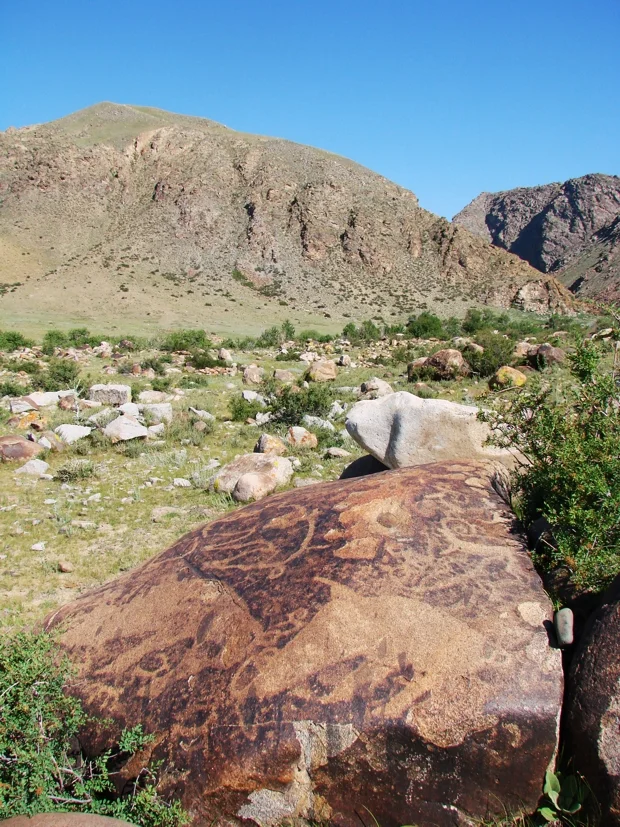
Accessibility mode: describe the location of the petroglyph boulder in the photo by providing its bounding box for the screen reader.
[46,461,562,826]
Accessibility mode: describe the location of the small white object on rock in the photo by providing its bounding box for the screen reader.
[554,608,574,647]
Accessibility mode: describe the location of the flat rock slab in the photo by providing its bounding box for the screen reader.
[346,391,511,469]
[47,461,562,827]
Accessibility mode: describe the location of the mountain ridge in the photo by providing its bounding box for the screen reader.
[0,103,573,335]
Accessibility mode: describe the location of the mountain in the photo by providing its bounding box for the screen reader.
[0,103,572,335]
[453,174,620,302]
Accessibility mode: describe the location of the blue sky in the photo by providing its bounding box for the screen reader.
[2,0,619,218]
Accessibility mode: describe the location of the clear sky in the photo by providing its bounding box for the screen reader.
[2,0,619,218]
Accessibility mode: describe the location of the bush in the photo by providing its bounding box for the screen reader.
[0,630,188,825]
[466,332,515,378]
[0,379,31,397]
[141,354,172,375]
[269,384,334,426]
[0,330,33,352]
[152,376,173,392]
[55,459,96,482]
[160,329,210,352]
[41,358,81,391]
[406,312,447,339]
[230,394,264,421]
[41,330,69,355]
[188,350,225,370]
[480,341,620,592]
[255,326,282,348]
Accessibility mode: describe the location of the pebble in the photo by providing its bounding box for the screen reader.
[554,608,574,647]
[31,542,46,551]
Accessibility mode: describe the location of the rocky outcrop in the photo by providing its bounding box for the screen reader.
[0,103,572,331]
[567,575,620,824]
[46,462,562,826]
[454,174,620,300]
[345,391,511,469]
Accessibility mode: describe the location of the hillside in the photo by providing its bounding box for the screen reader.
[453,173,620,301]
[0,103,572,335]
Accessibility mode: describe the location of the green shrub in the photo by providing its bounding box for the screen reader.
[41,358,81,390]
[0,330,33,352]
[0,379,31,397]
[41,330,69,355]
[188,350,225,370]
[406,312,447,339]
[297,330,333,344]
[0,630,188,825]
[255,326,282,348]
[160,329,210,352]
[230,394,264,421]
[66,327,100,348]
[152,376,173,392]
[179,374,210,388]
[269,384,334,426]
[55,459,96,482]
[480,341,620,592]
[141,354,172,375]
[466,332,515,378]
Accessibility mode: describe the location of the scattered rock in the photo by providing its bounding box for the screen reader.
[173,478,192,488]
[489,366,528,389]
[242,390,266,406]
[346,391,510,469]
[338,353,352,367]
[243,365,265,385]
[0,435,45,461]
[58,561,74,573]
[189,407,215,422]
[58,395,78,411]
[299,351,318,362]
[118,402,141,417]
[302,414,335,431]
[25,391,61,407]
[218,347,233,363]
[31,542,46,551]
[55,424,93,445]
[212,454,293,495]
[306,359,337,382]
[87,408,120,428]
[37,431,65,452]
[360,377,394,398]
[103,415,148,443]
[287,426,318,449]
[9,399,35,414]
[254,433,287,456]
[88,384,132,406]
[15,458,50,477]
[325,447,351,458]
[233,471,278,502]
[255,411,272,426]
[48,461,562,826]
[138,390,169,403]
[329,401,346,419]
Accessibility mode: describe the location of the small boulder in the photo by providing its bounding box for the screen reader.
[189,407,215,422]
[287,426,318,449]
[38,431,65,452]
[360,377,394,399]
[55,424,92,445]
[24,391,60,407]
[426,348,471,379]
[325,447,351,458]
[140,403,173,424]
[88,384,132,406]
[338,353,352,367]
[118,402,141,417]
[243,365,265,385]
[407,357,429,380]
[254,433,287,456]
[233,471,279,502]
[15,458,50,477]
[138,390,169,403]
[218,348,233,363]
[529,343,567,368]
[306,360,337,382]
[273,369,296,383]
[489,366,528,389]
[212,454,293,495]
[302,414,335,431]
[103,415,148,443]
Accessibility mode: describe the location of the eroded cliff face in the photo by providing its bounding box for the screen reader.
[454,174,620,300]
[0,103,571,333]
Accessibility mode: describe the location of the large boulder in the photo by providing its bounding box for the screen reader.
[345,391,510,469]
[103,414,148,443]
[566,575,620,824]
[0,435,44,461]
[528,343,567,368]
[243,365,265,385]
[46,461,562,827]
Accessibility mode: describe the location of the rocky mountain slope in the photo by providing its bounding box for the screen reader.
[453,174,620,301]
[0,103,571,335]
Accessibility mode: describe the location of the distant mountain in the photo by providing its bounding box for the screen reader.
[0,103,572,335]
[453,174,620,301]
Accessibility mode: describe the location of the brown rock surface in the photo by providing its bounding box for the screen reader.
[46,461,562,827]
[0,817,135,827]
[305,360,337,382]
[426,348,470,379]
[0,434,44,461]
[567,575,620,825]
